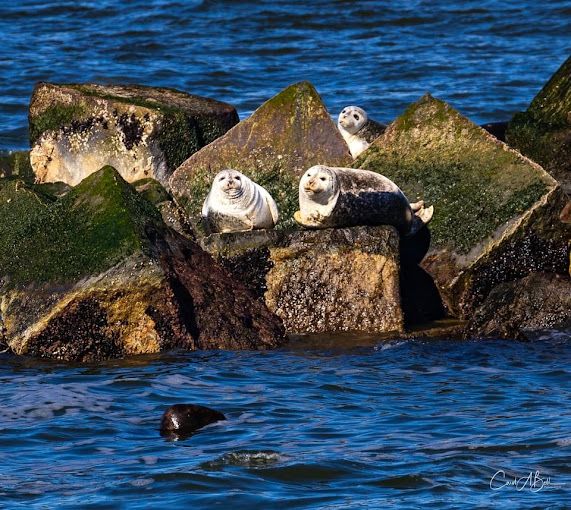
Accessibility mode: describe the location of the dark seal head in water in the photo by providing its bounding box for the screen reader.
[295,165,433,236]
[160,404,226,440]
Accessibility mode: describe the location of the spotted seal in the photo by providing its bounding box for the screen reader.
[202,169,279,233]
[294,165,433,236]
[337,106,386,158]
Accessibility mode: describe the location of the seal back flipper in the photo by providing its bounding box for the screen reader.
[410,200,425,213]
[407,205,434,237]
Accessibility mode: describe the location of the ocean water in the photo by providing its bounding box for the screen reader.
[0,1,570,508]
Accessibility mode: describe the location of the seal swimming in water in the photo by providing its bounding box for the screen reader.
[202,169,279,233]
[294,165,433,236]
[160,404,226,440]
[337,106,386,158]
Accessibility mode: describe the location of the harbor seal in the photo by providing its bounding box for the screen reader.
[337,106,386,158]
[160,404,226,440]
[294,165,433,236]
[202,169,279,233]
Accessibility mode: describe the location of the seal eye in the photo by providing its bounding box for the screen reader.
[235,176,241,180]
[354,114,359,120]
[219,177,225,181]
[320,177,326,181]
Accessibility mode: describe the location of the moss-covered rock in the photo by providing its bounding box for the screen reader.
[169,81,352,233]
[29,82,239,188]
[465,273,571,339]
[506,55,571,193]
[0,150,35,181]
[354,94,570,316]
[200,226,403,336]
[0,167,285,361]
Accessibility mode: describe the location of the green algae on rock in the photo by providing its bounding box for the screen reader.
[29,82,239,188]
[200,226,403,336]
[168,81,352,234]
[506,54,571,193]
[0,150,34,181]
[354,94,569,316]
[0,167,285,361]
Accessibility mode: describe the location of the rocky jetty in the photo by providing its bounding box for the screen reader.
[201,226,403,335]
[29,83,239,187]
[354,94,571,317]
[169,81,351,233]
[0,167,285,361]
[506,55,571,194]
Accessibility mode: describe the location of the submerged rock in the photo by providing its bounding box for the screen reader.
[160,404,226,439]
[0,150,34,181]
[506,54,571,193]
[169,81,351,233]
[354,94,570,317]
[201,226,403,336]
[466,273,571,339]
[29,83,239,188]
[0,166,285,361]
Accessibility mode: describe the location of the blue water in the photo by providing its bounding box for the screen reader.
[1,1,571,508]
[1,334,570,508]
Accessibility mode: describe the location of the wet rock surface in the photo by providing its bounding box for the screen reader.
[354,94,570,317]
[169,81,351,233]
[506,54,571,194]
[0,150,34,181]
[0,166,285,361]
[466,273,571,339]
[28,82,239,188]
[201,226,403,336]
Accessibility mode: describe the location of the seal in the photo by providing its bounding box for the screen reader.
[294,165,433,236]
[160,404,226,440]
[337,106,386,158]
[202,169,279,233]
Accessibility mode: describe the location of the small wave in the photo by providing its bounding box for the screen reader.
[201,450,283,469]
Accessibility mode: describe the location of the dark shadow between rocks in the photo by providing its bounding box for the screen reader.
[399,226,447,328]
[480,121,508,142]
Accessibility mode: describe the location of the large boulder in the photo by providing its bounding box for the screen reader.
[0,167,285,361]
[29,83,239,188]
[0,150,34,181]
[506,55,571,193]
[354,94,571,317]
[200,226,403,336]
[169,81,352,233]
[465,273,571,339]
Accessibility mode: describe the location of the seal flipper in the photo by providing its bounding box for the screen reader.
[407,205,434,237]
[410,200,425,213]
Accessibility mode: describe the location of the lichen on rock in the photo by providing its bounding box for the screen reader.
[169,81,352,233]
[0,166,285,361]
[506,54,571,193]
[29,82,239,188]
[354,94,570,316]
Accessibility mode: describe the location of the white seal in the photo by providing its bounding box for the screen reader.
[295,165,433,236]
[202,169,279,233]
[337,106,386,158]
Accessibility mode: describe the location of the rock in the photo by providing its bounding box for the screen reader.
[200,226,403,336]
[354,94,571,317]
[506,55,571,193]
[0,150,34,181]
[160,404,226,439]
[169,81,352,233]
[132,178,192,237]
[29,82,239,188]
[466,273,571,339]
[0,166,285,361]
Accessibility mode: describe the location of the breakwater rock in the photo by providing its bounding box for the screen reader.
[29,83,238,188]
[0,167,285,361]
[506,54,571,194]
[169,81,351,233]
[200,226,403,336]
[354,93,570,318]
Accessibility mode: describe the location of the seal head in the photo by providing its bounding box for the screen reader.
[337,106,386,158]
[202,169,279,233]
